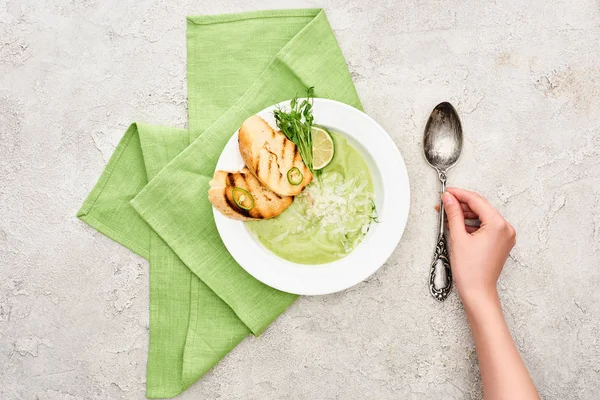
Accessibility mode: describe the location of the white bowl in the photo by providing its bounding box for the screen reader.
[213,98,410,295]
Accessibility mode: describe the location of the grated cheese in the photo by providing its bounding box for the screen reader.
[294,171,375,254]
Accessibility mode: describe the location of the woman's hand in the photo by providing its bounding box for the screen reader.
[441,187,516,304]
[440,187,539,400]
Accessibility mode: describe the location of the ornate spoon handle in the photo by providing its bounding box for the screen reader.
[429,231,452,301]
[429,176,452,301]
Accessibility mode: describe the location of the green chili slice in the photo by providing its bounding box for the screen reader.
[287,167,303,185]
[232,187,254,210]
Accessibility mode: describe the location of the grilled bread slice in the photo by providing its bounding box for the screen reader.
[238,115,313,196]
[208,168,293,221]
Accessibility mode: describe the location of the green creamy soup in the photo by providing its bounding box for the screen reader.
[247,132,375,265]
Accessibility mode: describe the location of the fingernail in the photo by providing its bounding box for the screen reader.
[442,192,455,205]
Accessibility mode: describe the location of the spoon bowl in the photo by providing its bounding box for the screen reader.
[423,102,463,173]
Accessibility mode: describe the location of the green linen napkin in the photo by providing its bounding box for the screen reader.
[77,9,361,398]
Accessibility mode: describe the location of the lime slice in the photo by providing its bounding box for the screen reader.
[312,126,335,170]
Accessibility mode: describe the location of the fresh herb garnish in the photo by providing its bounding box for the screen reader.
[370,200,380,223]
[274,87,315,172]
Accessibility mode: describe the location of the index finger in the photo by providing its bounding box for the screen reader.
[445,187,502,223]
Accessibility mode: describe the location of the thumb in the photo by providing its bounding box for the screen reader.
[442,192,466,236]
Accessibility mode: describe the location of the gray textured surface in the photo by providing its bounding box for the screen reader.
[1,0,599,399]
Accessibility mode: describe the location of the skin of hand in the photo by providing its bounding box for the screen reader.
[441,187,539,400]
[442,187,516,301]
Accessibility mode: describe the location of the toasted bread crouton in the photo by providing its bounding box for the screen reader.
[239,115,312,196]
[208,168,293,221]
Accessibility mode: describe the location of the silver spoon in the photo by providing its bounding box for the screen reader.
[423,102,463,301]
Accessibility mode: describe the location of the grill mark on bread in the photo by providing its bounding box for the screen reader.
[254,151,261,176]
[279,135,286,166]
[287,140,299,177]
[270,155,279,179]
[265,147,283,180]
[241,171,263,218]
[255,156,260,172]
[227,172,236,188]
[239,172,248,188]
[292,143,298,164]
